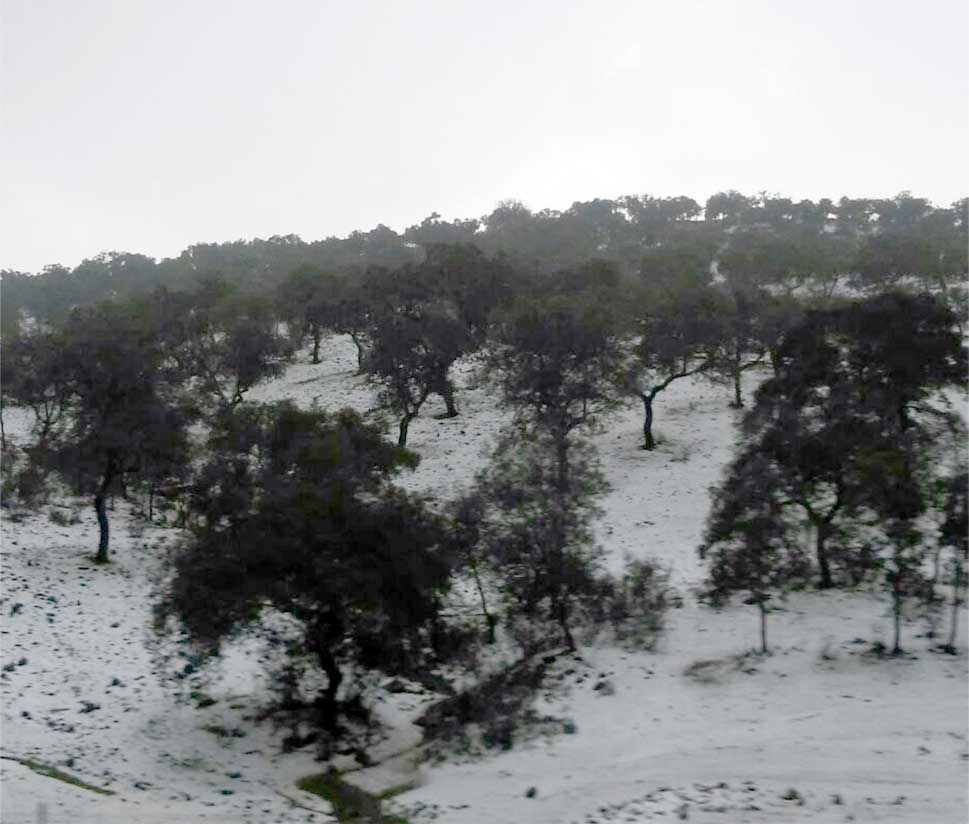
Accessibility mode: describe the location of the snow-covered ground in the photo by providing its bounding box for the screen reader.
[2,335,966,823]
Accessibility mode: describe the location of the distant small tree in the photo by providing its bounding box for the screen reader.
[625,283,725,449]
[156,281,289,412]
[364,308,471,446]
[330,273,375,372]
[161,403,451,732]
[709,285,770,408]
[700,453,811,654]
[277,265,341,363]
[1,329,73,445]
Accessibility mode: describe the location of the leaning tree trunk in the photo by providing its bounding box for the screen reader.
[94,466,115,564]
[640,393,656,450]
[468,557,496,644]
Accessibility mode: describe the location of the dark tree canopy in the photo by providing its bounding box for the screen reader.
[164,403,449,728]
[702,292,967,638]
[487,292,626,450]
[16,298,194,561]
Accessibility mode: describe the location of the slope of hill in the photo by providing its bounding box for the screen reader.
[1,335,966,823]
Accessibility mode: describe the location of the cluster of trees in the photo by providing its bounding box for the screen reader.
[701,293,967,655]
[1,280,289,560]
[3,191,965,330]
[2,190,966,741]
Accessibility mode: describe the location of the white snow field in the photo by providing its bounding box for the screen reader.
[2,334,967,823]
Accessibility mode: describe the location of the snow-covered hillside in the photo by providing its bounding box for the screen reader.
[2,335,967,823]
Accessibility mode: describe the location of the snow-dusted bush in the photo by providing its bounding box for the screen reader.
[596,556,679,650]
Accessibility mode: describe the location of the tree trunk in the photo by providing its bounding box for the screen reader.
[815,523,833,589]
[398,414,412,447]
[350,333,365,373]
[93,464,116,563]
[946,560,962,653]
[316,645,343,731]
[892,577,903,655]
[759,601,768,655]
[311,329,321,364]
[640,393,655,450]
[555,596,575,652]
[442,382,459,418]
[554,437,569,492]
[769,347,781,376]
[469,559,496,644]
[731,365,744,409]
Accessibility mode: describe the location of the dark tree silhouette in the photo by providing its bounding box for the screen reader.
[700,453,812,653]
[21,299,194,562]
[161,403,450,731]
[626,282,725,449]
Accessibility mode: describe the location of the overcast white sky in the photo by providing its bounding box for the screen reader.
[2,0,967,272]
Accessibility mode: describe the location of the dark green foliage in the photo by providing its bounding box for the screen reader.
[154,279,289,411]
[1,329,73,443]
[14,299,194,561]
[626,282,726,448]
[4,192,965,331]
[702,291,967,651]
[412,243,516,340]
[700,453,813,653]
[939,472,968,652]
[597,556,677,650]
[464,430,609,652]
[276,265,343,363]
[162,403,450,731]
[487,294,626,446]
[364,307,472,445]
